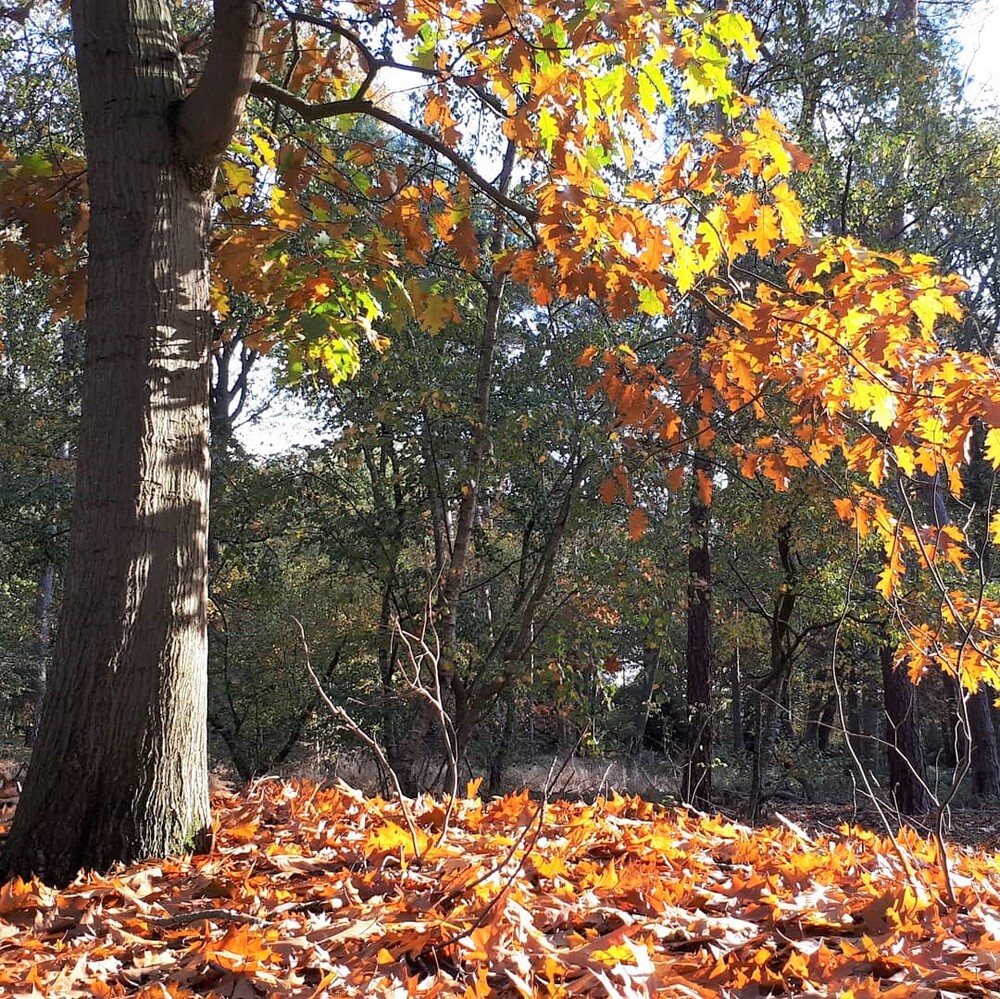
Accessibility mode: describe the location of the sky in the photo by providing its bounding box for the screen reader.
[235,3,1000,457]
[957,0,1000,109]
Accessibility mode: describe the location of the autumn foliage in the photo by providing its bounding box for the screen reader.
[2,0,1000,945]
[4,2,996,698]
[1,779,1000,996]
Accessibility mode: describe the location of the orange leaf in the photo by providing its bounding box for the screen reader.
[628,507,649,540]
[599,477,618,504]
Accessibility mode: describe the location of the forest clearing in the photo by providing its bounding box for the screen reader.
[2,0,1000,993]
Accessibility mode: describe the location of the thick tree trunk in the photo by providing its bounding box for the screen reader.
[2,0,262,885]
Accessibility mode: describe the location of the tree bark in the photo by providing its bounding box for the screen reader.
[729,646,743,754]
[397,147,517,792]
[966,686,1000,799]
[881,643,930,814]
[2,0,262,885]
[748,521,797,817]
[25,561,55,746]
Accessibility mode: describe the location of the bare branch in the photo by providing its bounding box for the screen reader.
[293,617,422,859]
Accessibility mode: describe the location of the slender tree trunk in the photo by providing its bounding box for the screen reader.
[881,644,930,814]
[966,687,1000,798]
[487,681,517,796]
[845,668,864,757]
[26,561,55,746]
[803,666,829,748]
[2,0,262,885]
[748,521,797,817]
[683,447,713,807]
[397,145,528,793]
[905,465,1000,799]
[729,646,743,754]
[960,427,1000,799]
[817,695,836,752]
[633,645,661,752]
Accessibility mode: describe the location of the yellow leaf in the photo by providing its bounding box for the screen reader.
[910,288,946,335]
[250,132,277,169]
[666,217,700,293]
[752,203,781,257]
[989,510,1000,545]
[893,445,916,477]
[418,292,459,334]
[920,417,947,447]
[876,564,895,600]
[868,383,897,430]
[985,427,1000,469]
[770,182,804,245]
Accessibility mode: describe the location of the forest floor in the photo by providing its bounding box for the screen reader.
[2,757,1000,996]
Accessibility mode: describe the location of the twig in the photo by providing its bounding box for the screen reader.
[147,908,267,929]
[292,617,423,861]
[250,77,536,227]
[394,594,459,845]
[830,523,930,902]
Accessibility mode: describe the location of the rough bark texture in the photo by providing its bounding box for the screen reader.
[2,0,262,886]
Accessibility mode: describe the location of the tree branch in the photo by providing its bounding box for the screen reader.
[175,0,266,174]
[280,6,510,118]
[250,77,538,224]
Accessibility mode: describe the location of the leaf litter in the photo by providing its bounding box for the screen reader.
[2,778,1000,996]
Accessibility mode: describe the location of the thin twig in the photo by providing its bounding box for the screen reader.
[147,908,267,929]
[292,616,422,860]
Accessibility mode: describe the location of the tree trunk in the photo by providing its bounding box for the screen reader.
[633,645,661,752]
[729,647,743,755]
[881,644,930,814]
[397,147,515,794]
[26,561,56,747]
[747,521,798,818]
[966,687,1000,799]
[683,448,713,807]
[2,0,262,886]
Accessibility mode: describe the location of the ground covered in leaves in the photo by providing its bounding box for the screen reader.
[3,780,1000,997]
